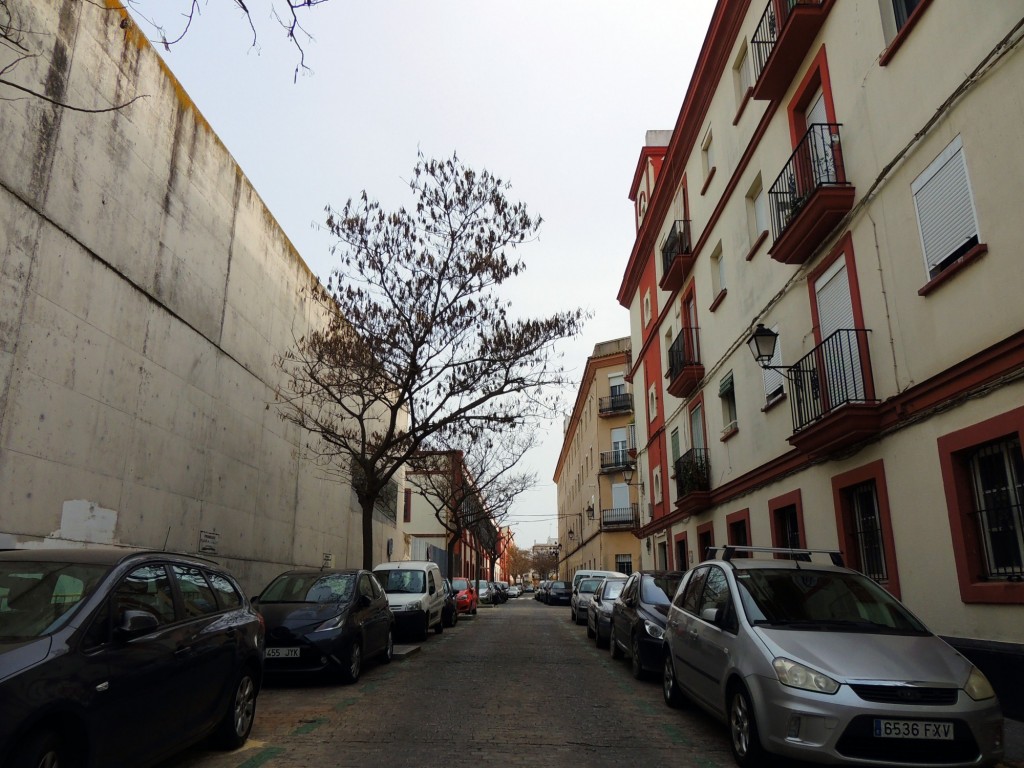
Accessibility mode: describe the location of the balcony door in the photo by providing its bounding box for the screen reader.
[611,427,628,465]
[814,258,863,407]
[805,89,832,187]
[610,482,630,525]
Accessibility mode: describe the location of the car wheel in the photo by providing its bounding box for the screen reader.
[729,685,768,767]
[9,728,76,768]
[341,640,362,684]
[596,625,607,648]
[609,630,623,660]
[381,628,394,663]
[434,615,444,634]
[213,667,258,749]
[451,608,458,627]
[663,653,685,708]
[630,634,645,679]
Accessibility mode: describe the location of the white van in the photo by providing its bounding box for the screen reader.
[571,569,628,591]
[372,560,446,641]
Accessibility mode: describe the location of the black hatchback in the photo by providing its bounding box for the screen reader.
[546,580,572,606]
[255,569,394,683]
[609,570,684,679]
[0,547,265,768]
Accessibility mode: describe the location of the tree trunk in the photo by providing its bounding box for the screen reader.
[360,494,376,570]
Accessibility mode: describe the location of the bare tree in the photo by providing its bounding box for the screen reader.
[506,545,532,585]
[407,424,537,579]
[277,153,586,569]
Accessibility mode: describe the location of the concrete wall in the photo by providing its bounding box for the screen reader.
[0,0,395,592]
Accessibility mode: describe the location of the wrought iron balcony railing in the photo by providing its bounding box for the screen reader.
[600,449,633,472]
[768,123,849,241]
[751,0,822,82]
[661,219,692,275]
[674,448,710,499]
[668,327,701,380]
[602,504,639,530]
[788,329,876,432]
[599,393,633,415]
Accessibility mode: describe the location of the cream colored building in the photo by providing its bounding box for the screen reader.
[0,2,402,591]
[616,1,1024,713]
[553,338,641,581]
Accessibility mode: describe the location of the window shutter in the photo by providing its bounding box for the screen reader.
[912,136,978,273]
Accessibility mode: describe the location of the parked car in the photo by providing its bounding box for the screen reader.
[609,570,684,679]
[372,561,446,640]
[255,568,393,683]
[588,577,626,648]
[535,580,550,602]
[546,580,572,606]
[571,568,627,591]
[451,577,478,615]
[523,583,535,594]
[570,577,605,624]
[0,547,264,768]
[476,579,497,605]
[662,547,1004,768]
[496,581,510,602]
[441,578,459,628]
[507,584,522,598]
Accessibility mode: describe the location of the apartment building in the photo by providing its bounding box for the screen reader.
[617,0,1024,713]
[553,338,642,581]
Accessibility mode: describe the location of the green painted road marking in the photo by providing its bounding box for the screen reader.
[292,718,326,735]
[660,721,691,746]
[237,747,284,767]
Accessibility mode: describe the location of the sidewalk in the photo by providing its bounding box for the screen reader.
[1004,716,1024,767]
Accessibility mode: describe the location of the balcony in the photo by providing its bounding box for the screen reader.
[659,219,694,292]
[602,504,640,531]
[666,327,704,399]
[751,0,832,101]
[767,123,855,265]
[599,392,633,416]
[600,448,634,473]
[673,448,712,516]
[786,329,882,457]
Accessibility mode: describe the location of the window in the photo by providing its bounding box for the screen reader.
[773,505,802,552]
[892,0,921,31]
[697,525,714,563]
[206,571,242,609]
[710,242,726,299]
[762,326,785,403]
[734,43,752,103]
[746,175,769,249]
[404,488,412,523]
[657,541,668,570]
[643,289,652,326]
[701,129,716,184]
[719,371,737,436]
[966,436,1024,580]
[609,374,625,397]
[670,427,681,463]
[727,509,750,552]
[615,555,633,574]
[653,466,663,504]
[648,384,658,422]
[172,565,218,618]
[115,564,175,625]
[679,566,708,613]
[912,135,980,281]
[843,481,888,581]
[675,535,688,571]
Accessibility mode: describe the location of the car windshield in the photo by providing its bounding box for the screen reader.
[260,573,356,603]
[0,561,110,639]
[735,568,930,634]
[452,578,470,591]
[476,581,489,590]
[550,581,568,589]
[602,580,626,600]
[578,579,602,593]
[642,573,682,605]
[376,569,426,594]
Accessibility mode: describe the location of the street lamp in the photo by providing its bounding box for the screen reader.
[746,323,793,376]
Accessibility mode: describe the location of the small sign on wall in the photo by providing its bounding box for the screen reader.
[322,552,334,568]
[199,530,219,555]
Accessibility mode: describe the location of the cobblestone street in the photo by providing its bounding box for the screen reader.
[163,597,1023,768]
[163,598,735,768]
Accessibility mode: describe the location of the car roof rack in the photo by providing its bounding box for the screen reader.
[710,545,844,567]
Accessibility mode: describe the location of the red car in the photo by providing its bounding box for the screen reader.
[450,577,478,615]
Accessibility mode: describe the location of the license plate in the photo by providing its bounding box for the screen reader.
[266,647,300,658]
[873,719,954,740]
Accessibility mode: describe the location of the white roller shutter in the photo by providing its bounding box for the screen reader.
[912,136,979,275]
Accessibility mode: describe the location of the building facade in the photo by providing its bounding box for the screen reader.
[617,0,1024,713]
[553,338,642,581]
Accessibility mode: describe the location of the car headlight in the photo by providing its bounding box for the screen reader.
[401,600,422,612]
[313,613,345,632]
[643,619,664,640]
[964,665,996,701]
[772,657,839,694]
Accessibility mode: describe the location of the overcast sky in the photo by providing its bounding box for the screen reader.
[142,0,717,548]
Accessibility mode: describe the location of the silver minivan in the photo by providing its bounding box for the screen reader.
[662,546,1004,767]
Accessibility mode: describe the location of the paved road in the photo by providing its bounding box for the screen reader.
[165,597,1023,768]
[164,597,734,768]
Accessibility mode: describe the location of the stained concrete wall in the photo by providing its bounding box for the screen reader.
[0,0,396,592]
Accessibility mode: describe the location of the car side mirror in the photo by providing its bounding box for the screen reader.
[251,595,261,607]
[116,609,159,638]
[700,606,724,625]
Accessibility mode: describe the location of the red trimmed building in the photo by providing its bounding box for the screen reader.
[617,0,1024,715]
